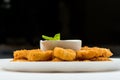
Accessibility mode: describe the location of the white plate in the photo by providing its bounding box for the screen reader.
[0,58,120,72]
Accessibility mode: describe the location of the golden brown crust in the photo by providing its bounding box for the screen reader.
[53,47,76,61]
[51,58,63,62]
[27,49,53,61]
[76,46,113,60]
[12,59,29,62]
[13,49,28,60]
[90,57,111,61]
[12,46,113,62]
[13,49,53,61]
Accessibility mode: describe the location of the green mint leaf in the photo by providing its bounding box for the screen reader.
[42,35,54,40]
[42,33,60,40]
[53,33,60,40]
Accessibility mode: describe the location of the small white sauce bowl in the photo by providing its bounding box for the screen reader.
[40,40,82,51]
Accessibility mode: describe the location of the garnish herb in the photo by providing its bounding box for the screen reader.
[42,33,60,40]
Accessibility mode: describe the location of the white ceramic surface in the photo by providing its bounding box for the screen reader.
[0,58,120,72]
[40,40,82,51]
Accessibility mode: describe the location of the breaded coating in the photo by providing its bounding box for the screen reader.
[13,46,113,62]
[12,59,29,62]
[51,58,63,62]
[27,49,53,61]
[53,47,76,61]
[76,46,113,60]
[100,48,113,57]
[13,49,53,61]
[90,57,111,61]
[13,49,28,60]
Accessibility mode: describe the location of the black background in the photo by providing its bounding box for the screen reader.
[0,0,120,58]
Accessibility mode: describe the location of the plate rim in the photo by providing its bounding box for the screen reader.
[0,58,120,72]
